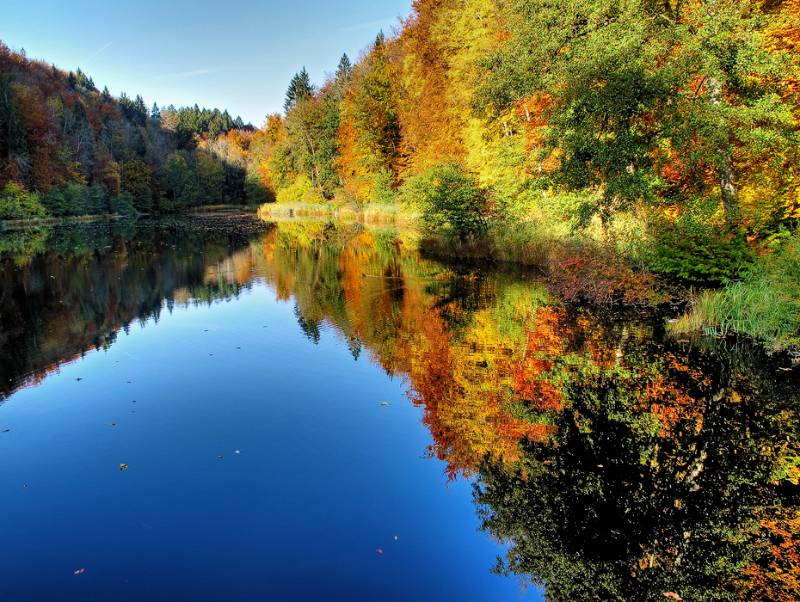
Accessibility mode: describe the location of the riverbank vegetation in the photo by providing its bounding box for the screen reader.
[672,233,800,350]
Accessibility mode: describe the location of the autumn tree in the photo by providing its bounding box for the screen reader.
[477,0,797,231]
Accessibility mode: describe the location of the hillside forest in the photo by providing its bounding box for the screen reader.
[0,42,263,218]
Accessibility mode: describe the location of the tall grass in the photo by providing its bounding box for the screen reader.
[672,233,800,351]
[257,201,417,226]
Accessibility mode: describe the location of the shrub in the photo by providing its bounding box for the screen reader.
[110,192,136,216]
[0,182,47,220]
[276,175,324,205]
[672,232,800,350]
[41,183,110,217]
[648,219,755,285]
[401,163,490,244]
[370,169,396,204]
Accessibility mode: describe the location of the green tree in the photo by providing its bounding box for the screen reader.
[0,182,46,220]
[336,53,353,83]
[122,159,154,212]
[477,0,795,230]
[162,150,199,209]
[284,67,313,114]
[403,163,490,243]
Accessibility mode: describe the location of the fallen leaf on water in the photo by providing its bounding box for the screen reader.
[74,568,85,576]
[119,463,129,472]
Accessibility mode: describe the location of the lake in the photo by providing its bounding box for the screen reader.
[0,215,797,601]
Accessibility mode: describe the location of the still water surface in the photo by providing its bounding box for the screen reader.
[0,216,797,601]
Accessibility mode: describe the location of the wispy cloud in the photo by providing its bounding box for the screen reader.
[153,63,277,81]
[339,18,395,33]
[90,41,112,58]
[153,67,225,81]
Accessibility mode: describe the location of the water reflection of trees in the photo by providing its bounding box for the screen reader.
[0,218,265,398]
[1,218,796,598]
[255,221,799,601]
[476,337,799,601]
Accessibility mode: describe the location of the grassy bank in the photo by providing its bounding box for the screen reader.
[671,234,800,352]
[257,201,416,226]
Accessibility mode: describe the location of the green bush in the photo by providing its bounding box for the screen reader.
[648,219,755,285]
[672,232,800,350]
[401,163,490,244]
[370,169,396,204]
[110,192,136,216]
[41,183,110,217]
[0,182,47,221]
[276,175,324,205]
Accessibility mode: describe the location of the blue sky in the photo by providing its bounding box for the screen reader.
[2,0,413,125]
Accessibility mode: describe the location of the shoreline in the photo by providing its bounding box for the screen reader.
[0,203,262,231]
[1,203,796,353]
[256,203,799,354]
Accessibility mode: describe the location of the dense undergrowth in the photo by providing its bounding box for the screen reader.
[672,234,800,351]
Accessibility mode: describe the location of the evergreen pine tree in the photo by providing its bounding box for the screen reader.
[284,67,313,113]
[335,53,353,82]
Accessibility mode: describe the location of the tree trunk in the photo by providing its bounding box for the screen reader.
[708,77,739,227]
